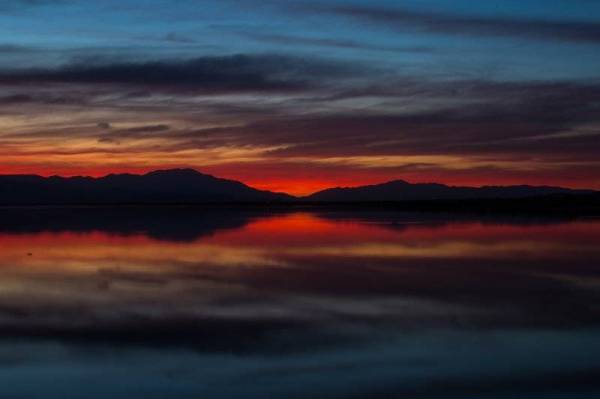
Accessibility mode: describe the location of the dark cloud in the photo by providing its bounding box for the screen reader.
[160,80,600,160]
[97,137,118,144]
[0,94,34,104]
[163,32,197,44]
[0,0,71,11]
[0,54,361,93]
[3,72,599,172]
[318,5,600,43]
[120,124,170,133]
[0,91,96,105]
[96,122,111,129]
[96,125,171,143]
[245,32,432,53]
[0,44,36,53]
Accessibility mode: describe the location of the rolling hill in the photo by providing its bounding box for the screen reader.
[0,168,292,205]
[305,180,592,202]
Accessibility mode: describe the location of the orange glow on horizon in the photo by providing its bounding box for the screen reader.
[0,163,598,196]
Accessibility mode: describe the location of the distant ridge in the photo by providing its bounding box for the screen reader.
[0,168,292,205]
[0,169,595,205]
[305,179,594,202]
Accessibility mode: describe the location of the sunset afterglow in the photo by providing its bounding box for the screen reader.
[3,2,600,398]
[1,1,600,194]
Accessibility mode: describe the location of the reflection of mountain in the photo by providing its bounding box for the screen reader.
[0,206,588,243]
[0,169,292,205]
[306,180,593,201]
[0,206,263,241]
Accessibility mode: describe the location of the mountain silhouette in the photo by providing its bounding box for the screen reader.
[305,180,593,202]
[0,169,595,205]
[0,168,292,205]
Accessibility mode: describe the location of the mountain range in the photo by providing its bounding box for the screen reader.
[0,169,290,205]
[0,168,594,205]
[305,180,592,202]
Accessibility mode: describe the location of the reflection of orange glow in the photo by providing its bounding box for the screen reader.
[206,213,600,247]
[0,213,599,318]
[2,215,599,252]
[2,214,599,272]
[207,213,403,247]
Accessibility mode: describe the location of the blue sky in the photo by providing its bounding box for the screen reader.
[3,0,600,78]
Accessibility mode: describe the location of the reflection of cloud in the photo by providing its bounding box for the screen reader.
[279,240,593,259]
[0,211,599,355]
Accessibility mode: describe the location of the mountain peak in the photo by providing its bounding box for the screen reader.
[381,179,412,186]
[144,168,205,177]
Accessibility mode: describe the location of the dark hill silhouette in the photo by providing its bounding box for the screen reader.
[0,168,292,205]
[0,169,596,207]
[305,180,593,202]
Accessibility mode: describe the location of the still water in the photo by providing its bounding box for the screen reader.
[0,207,599,398]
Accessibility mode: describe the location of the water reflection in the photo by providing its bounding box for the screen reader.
[0,208,599,398]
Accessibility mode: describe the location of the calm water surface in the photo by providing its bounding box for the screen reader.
[0,208,599,398]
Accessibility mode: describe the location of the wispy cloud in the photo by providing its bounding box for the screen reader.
[316,5,600,44]
[244,32,433,53]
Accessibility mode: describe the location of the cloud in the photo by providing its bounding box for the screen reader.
[163,32,197,44]
[96,124,171,143]
[96,122,111,129]
[120,124,170,133]
[0,44,36,53]
[318,5,600,44]
[97,137,118,144]
[0,54,361,93]
[0,0,71,11]
[0,94,34,104]
[161,80,600,161]
[0,91,96,106]
[244,32,432,53]
[1,56,599,190]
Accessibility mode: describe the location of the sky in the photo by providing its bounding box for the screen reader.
[1,0,600,195]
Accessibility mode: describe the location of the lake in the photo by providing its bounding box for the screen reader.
[0,207,599,398]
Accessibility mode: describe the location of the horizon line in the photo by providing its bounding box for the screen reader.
[0,167,595,197]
